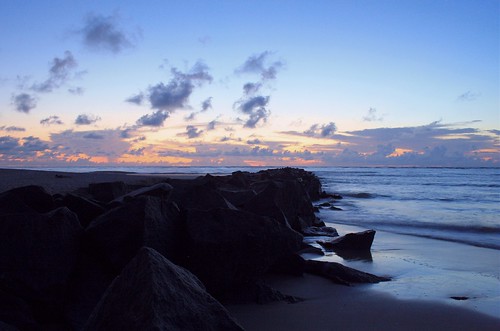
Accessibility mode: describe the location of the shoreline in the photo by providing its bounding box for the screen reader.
[0,168,499,330]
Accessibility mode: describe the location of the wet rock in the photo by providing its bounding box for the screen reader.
[184,208,303,297]
[320,191,343,200]
[317,230,376,251]
[302,226,339,237]
[305,260,390,285]
[84,247,244,331]
[0,185,54,214]
[111,182,174,205]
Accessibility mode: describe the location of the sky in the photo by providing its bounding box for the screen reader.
[0,0,498,167]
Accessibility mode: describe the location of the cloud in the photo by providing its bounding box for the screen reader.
[0,126,25,132]
[200,97,213,112]
[127,147,145,156]
[243,82,262,95]
[125,93,144,105]
[131,61,212,114]
[363,107,384,122]
[68,87,85,95]
[31,51,78,93]
[457,91,480,102]
[12,93,37,113]
[79,13,136,53]
[303,122,337,138]
[40,115,64,126]
[83,132,105,139]
[136,110,169,127]
[0,136,49,158]
[207,119,217,131]
[234,95,271,128]
[185,125,203,139]
[75,114,101,125]
[236,51,284,80]
[247,138,261,144]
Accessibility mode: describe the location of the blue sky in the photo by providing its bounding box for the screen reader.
[0,0,498,167]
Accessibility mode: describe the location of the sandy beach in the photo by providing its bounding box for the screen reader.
[1,168,499,330]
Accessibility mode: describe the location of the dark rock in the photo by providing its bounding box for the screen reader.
[334,249,373,262]
[270,253,306,276]
[84,247,244,331]
[302,226,339,237]
[320,191,343,200]
[62,193,105,228]
[184,208,303,297]
[224,282,303,304]
[318,202,331,208]
[88,181,127,203]
[257,168,323,201]
[217,188,256,207]
[451,296,469,301]
[305,260,390,285]
[330,206,343,211]
[317,230,376,251]
[0,207,82,323]
[0,289,37,330]
[297,243,324,256]
[85,196,184,272]
[0,185,54,214]
[171,181,236,211]
[0,321,19,331]
[244,179,317,231]
[111,182,174,205]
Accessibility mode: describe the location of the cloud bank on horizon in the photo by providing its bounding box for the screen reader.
[0,1,498,167]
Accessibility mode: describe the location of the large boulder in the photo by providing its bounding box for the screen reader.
[0,207,82,322]
[85,196,184,272]
[0,185,54,214]
[84,247,244,331]
[110,182,174,205]
[317,230,376,251]
[61,193,105,228]
[184,208,303,297]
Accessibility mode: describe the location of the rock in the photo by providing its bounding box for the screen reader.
[171,181,236,211]
[244,179,317,231]
[270,253,306,276]
[225,282,303,304]
[320,191,343,200]
[217,188,256,207]
[0,185,54,214]
[257,168,323,201]
[317,230,376,251]
[297,243,324,256]
[84,247,244,331]
[318,202,331,208]
[0,207,82,323]
[62,193,105,228]
[111,182,174,205]
[302,226,339,237]
[0,289,37,330]
[88,181,127,203]
[85,196,184,272]
[329,206,342,211]
[305,260,390,285]
[184,208,303,297]
[0,321,19,331]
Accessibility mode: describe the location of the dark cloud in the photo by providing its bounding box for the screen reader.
[457,91,480,102]
[40,116,64,126]
[75,114,101,125]
[83,132,105,139]
[363,107,384,122]
[185,125,203,139]
[200,97,213,112]
[247,138,261,144]
[207,119,217,131]
[125,93,144,105]
[136,110,169,127]
[235,95,271,128]
[0,136,19,152]
[489,129,500,136]
[237,51,283,80]
[12,93,37,113]
[304,122,337,138]
[127,147,145,156]
[0,126,25,132]
[79,13,135,53]
[0,136,49,158]
[68,87,85,95]
[148,63,211,111]
[31,51,78,93]
[243,82,262,95]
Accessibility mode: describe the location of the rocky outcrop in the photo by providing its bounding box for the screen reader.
[84,247,244,331]
[184,208,303,297]
[88,181,127,203]
[0,185,54,214]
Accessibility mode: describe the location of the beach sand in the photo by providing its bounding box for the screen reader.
[1,168,499,330]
